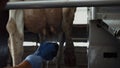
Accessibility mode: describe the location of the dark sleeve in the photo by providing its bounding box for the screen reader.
[0,0,8,9]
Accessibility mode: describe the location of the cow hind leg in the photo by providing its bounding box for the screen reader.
[62,8,76,67]
[55,32,65,68]
[6,10,24,66]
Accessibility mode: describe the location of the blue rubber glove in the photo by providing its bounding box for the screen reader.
[25,54,42,68]
[34,42,59,60]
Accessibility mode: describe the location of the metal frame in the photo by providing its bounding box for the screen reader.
[6,0,120,9]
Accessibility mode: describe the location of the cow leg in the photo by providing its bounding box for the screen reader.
[6,10,24,66]
[56,32,64,68]
[62,8,76,68]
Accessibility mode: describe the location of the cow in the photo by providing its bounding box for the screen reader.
[6,0,76,68]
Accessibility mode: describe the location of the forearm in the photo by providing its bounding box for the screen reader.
[13,55,42,68]
[13,61,32,68]
[24,55,42,68]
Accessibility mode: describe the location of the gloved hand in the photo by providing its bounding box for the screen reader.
[34,42,59,60]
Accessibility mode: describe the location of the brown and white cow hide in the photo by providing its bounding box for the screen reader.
[6,0,76,68]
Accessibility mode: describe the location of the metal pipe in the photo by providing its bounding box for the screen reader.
[91,7,96,20]
[5,0,120,9]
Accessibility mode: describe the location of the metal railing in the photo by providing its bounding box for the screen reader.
[6,0,120,9]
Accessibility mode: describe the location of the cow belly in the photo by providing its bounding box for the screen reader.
[24,8,62,34]
[24,9,46,33]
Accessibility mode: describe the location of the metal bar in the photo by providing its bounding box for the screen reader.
[91,7,96,20]
[5,0,120,9]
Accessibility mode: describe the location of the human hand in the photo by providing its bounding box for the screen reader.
[34,42,59,60]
